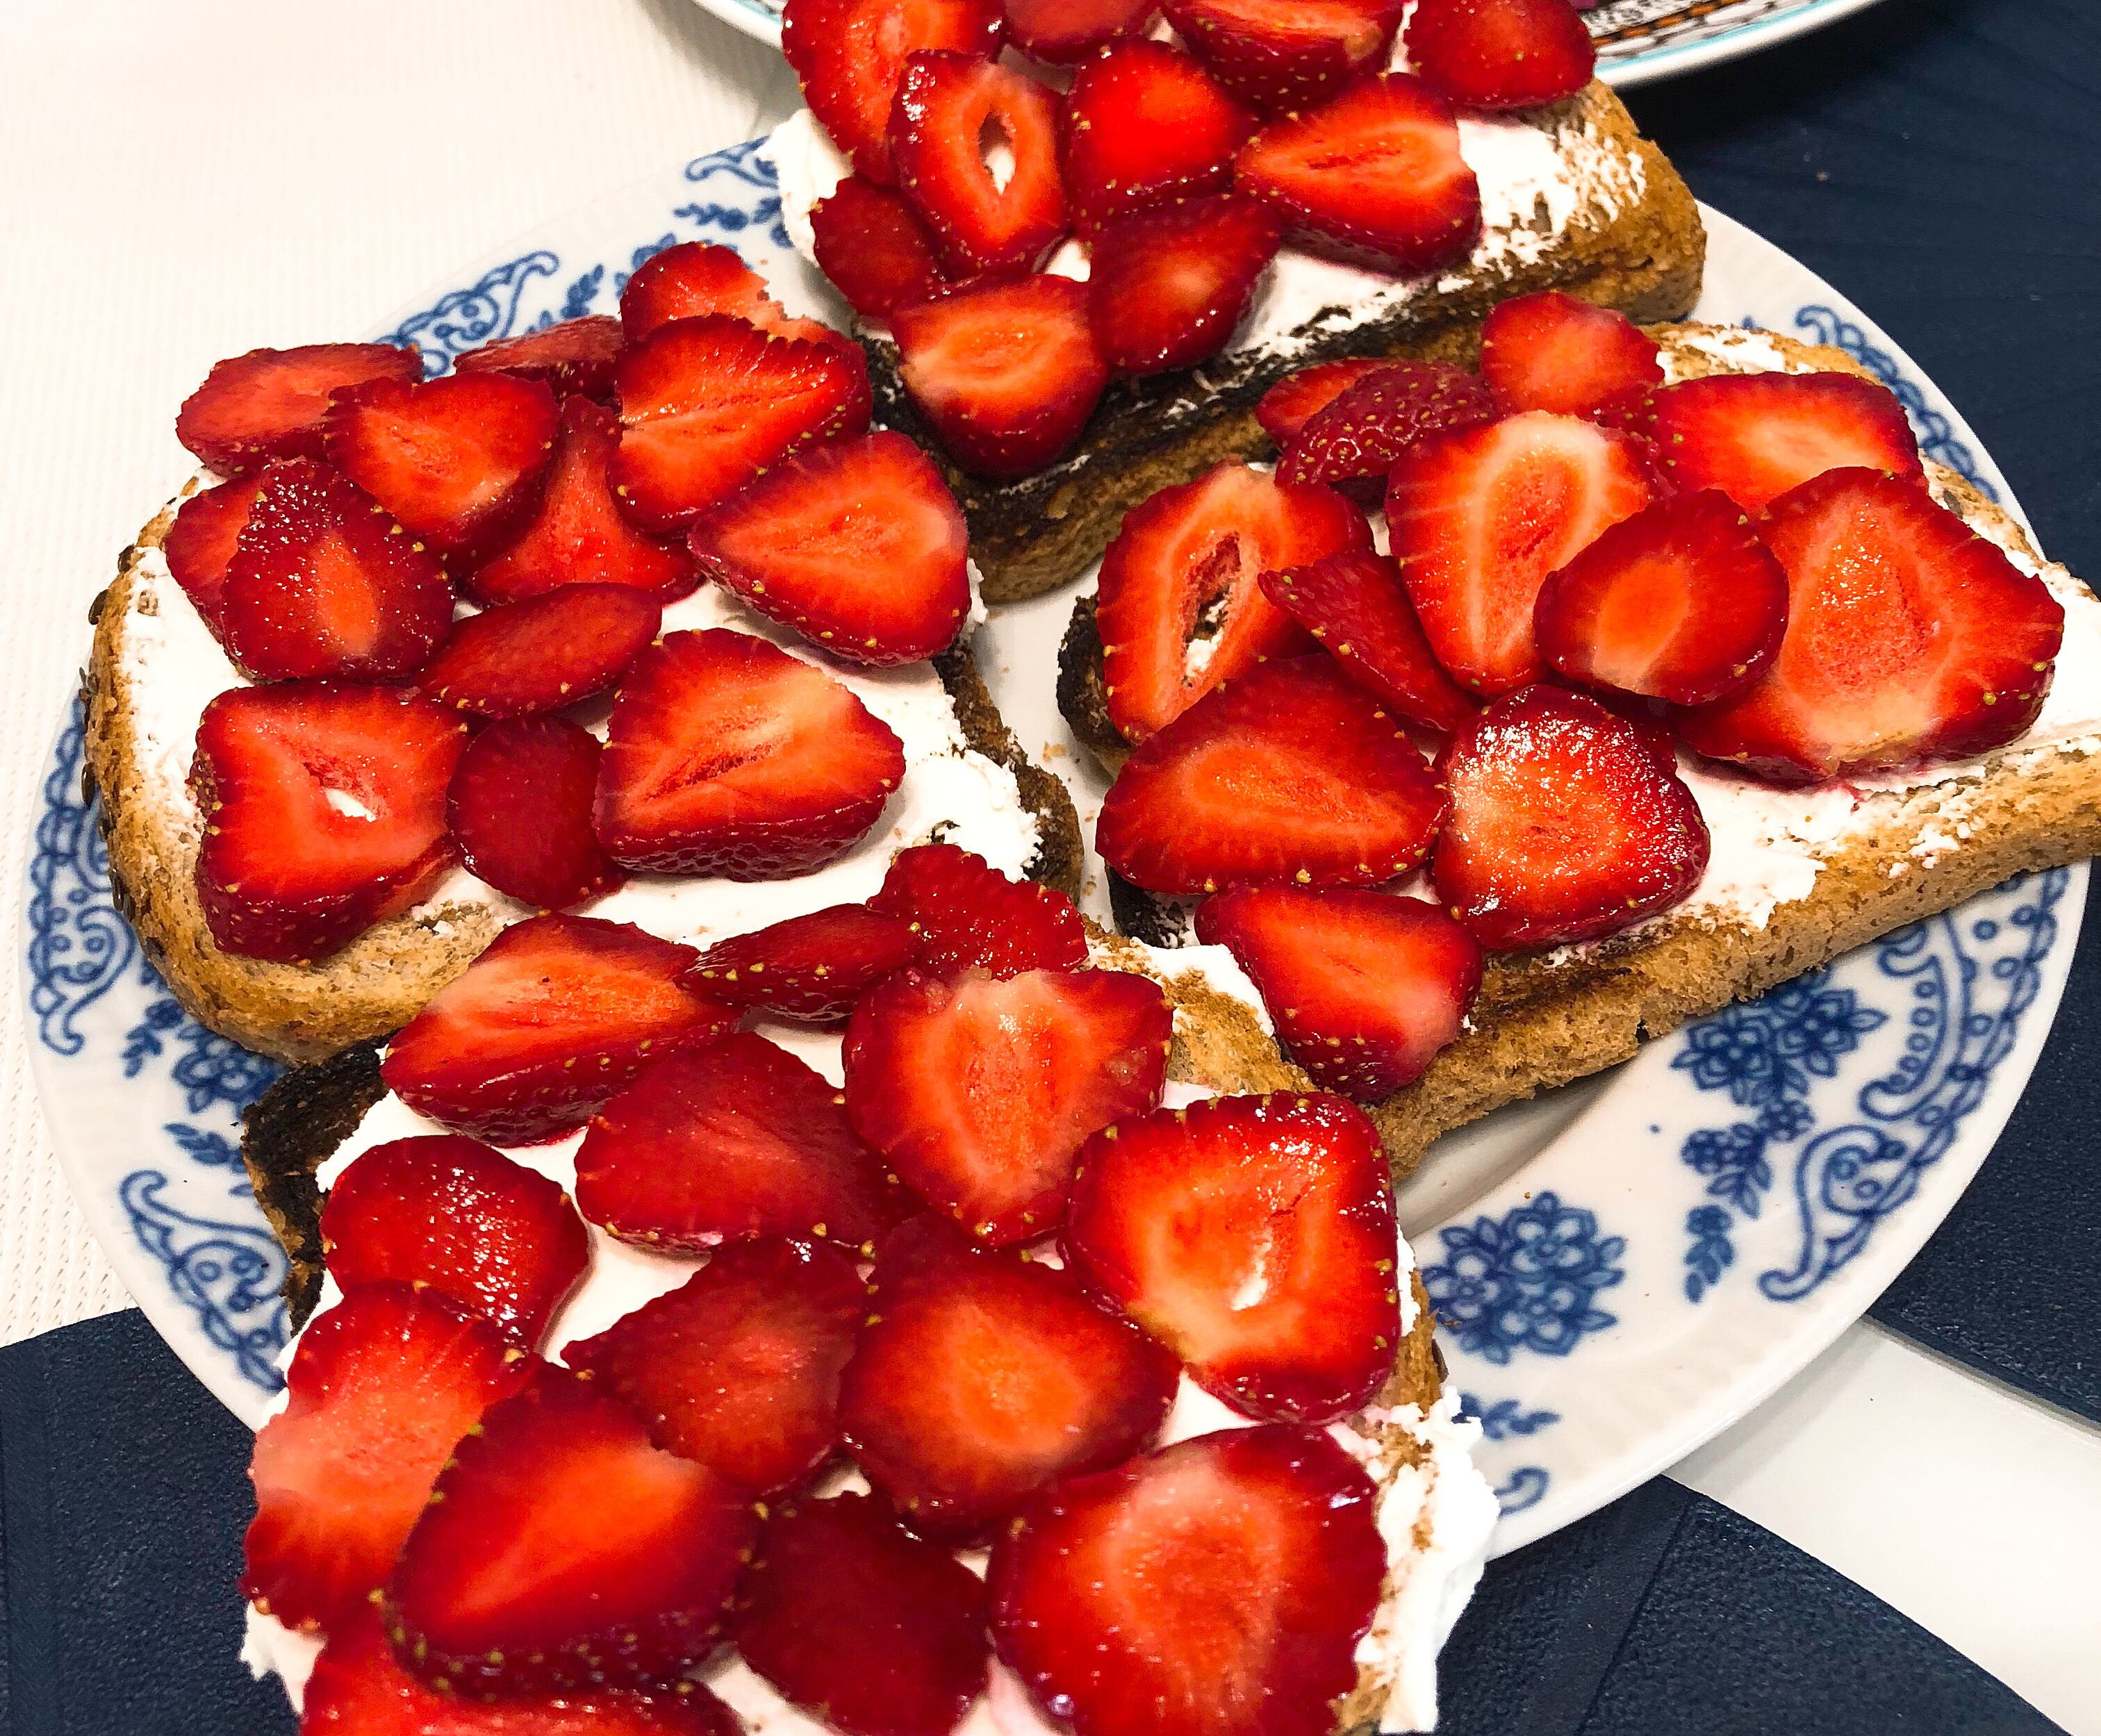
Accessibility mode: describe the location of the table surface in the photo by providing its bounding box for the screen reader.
[1,4,2093,1729]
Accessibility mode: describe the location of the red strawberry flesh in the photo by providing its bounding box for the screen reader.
[1087,194,1282,378]
[1005,0,1154,63]
[1479,290,1662,420]
[446,716,627,911]
[1260,549,1478,731]
[454,314,625,403]
[1255,358,1408,449]
[1163,0,1409,113]
[890,52,1067,277]
[867,842,1088,978]
[1408,0,1599,111]
[1276,358,1496,494]
[620,241,794,344]
[810,176,950,319]
[163,474,265,638]
[423,585,660,719]
[177,342,421,477]
[689,903,922,1023]
[1642,369,1924,513]
[1062,40,1256,235]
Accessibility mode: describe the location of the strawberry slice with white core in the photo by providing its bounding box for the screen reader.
[446,716,627,911]
[1254,357,1406,448]
[843,966,1172,1245]
[381,914,736,1145]
[1062,40,1256,235]
[220,458,454,684]
[892,276,1109,478]
[1677,468,2065,783]
[1234,74,1481,272]
[810,176,950,318]
[1163,0,1409,113]
[1534,488,1789,706]
[564,1237,867,1499]
[620,241,809,344]
[689,431,971,666]
[868,842,1089,977]
[453,313,625,404]
[1096,461,1368,743]
[592,628,905,877]
[1479,290,1663,420]
[176,342,422,476]
[1641,370,1925,513]
[891,51,1067,277]
[384,1371,759,1697]
[1005,0,1155,62]
[1087,194,1283,378]
[162,473,266,639]
[1095,654,1447,896]
[191,682,465,963]
[1260,549,1478,732]
[1407,0,1599,111]
[838,1248,1178,1537]
[1432,683,1711,947]
[321,1134,590,1347]
[1386,409,1655,695]
[422,585,661,719]
[690,903,922,1022]
[611,315,873,534]
[1064,1091,1403,1419]
[989,1426,1386,1736]
[573,1033,909,1252]
[1195,884,1482,1099]
[1275,358,1496,493]
[734,1494,990,1736]
[243,1284,535,1634]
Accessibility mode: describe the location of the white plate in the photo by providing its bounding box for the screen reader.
[22,133,2080,1557]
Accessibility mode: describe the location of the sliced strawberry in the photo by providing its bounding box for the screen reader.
[176,342,422,476]
[1095,654,1446,895]
[1275,358,1496,493]
[421,586,661,718]
[733,1494,989,1736]
[868,843,1087,977]
[1062,40,1256,235]
[1408,0,1598,110]
[1479,290,1662,420]
[1087,194,1281,377]
[446,717,626,911]
[782,0,1005,184]
[1005,0,1154,62]
[219,458,454,684]
[574,1034,909,1252]
[1163,0,1408,113]
[810,176,950,319]
[1676,469,2065,783]
[689,904,921,1023]
[689,431,970,666]
[592,629,905,877]
[891,276,1109,477]
[1096,462,1367,743]
[191,682,465,963]
[385,1371,758,1696]
[611,316,872,534]
[1234,74,1480,272]
[1260,550,1476,732]
[1640,370,1924,513]
[1194,886,1481,1099]
[843,966,1171,1245]
[868,1210,984,1284]
[162,473,266,638]
[1386,410,1655,694]
[564,1237,867,1498]
[243,1285,535,1633]
[1431,684,1710,946]
[466,398,698,606]
[891,52,1066,277]
[1254,357,1406,447]
[454,315,625,404]
[839,1249,1176,1537]
[1534,488,1788,706]
[321,1134,589,1346]
[380,914,736,1145]
[989,1427,1385,1736]
[621,242,796,344]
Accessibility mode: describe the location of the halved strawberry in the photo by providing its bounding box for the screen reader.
[191,682,465,963]
[989,1426,1385,1736]
[1259,549,1477,731]
[1087,195,1282,377]
[1275,358,1495,493]
[839,1249,1177,1537]
[1676,469,2065,782]
[1234,75,1481,272]
[1095,655,1446,895]
[465,398,697,606]
[810,176,950,319]
[783,0,1005,183]
[1096,462,1367,743]
[176,342,422,476]
[322,372,560,564]
[1062,40,1256,235]
[1194,885,1481,1099]
[891,53,1066,277]
[1534,488,1788,706]
[733,1494,989,1736]
[867,843,1087,977]
[243,1285,535,1633]
[321,1135,590,1347]
[446,717,627,911]
[380,914,736,1145]
[385,1371,758,1696]
[1640,370,1924,513]
[421,586,661,718]
[689,904,921,1023]
[843,966,1171,1245]
[1479,290,1663,420]
[868,1209,985,1284]
[1254,357,1406,448]
[620,241,806,344]
[1005,0,1153,62]
[611,316,872,533]
[592,629,905,877]
[574,1034,909,1251]
[1431,684,1710,946]
[161,473,265,638]
[1164,0,1408,112]
[688,431,970,666]
[1386,410,1654,693]
[564,1237,867,1498]
[454,315,625,404]
[1408,0,1598,110]
[891,276,1109,477]
[220,458,454,684]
